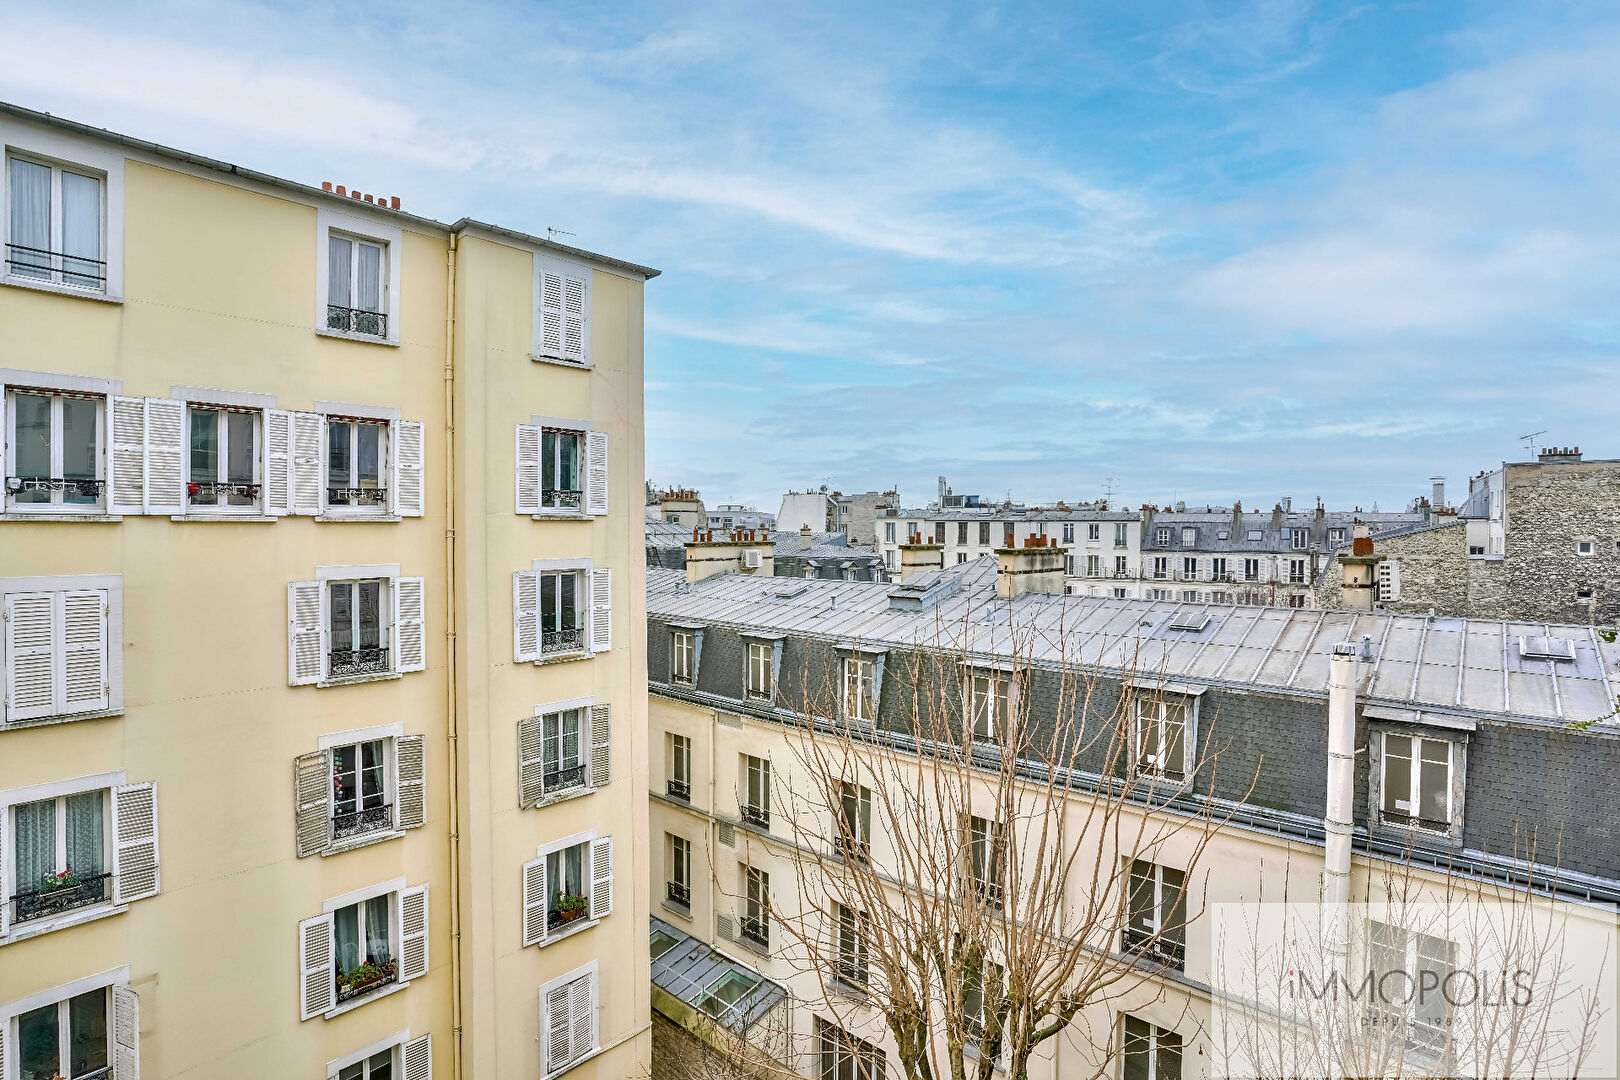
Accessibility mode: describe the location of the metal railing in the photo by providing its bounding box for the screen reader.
[326,305,388,338]
[541,628,584,655]
[834,834,869,863]
[548,902,591,932]
[740,914,769,947]
[666,778,691,801]
[740,804,770,830]
[187,480,261,502]
[835,958,868,989]
[544,763,586,792]
[336,960,398,1003]
[666,880,691,906]
[5,475,105,497]
[9,871,112,923]
[327,485,389,507]
[332,803,393,842]
[1122,926,1186,969]
[972,875,1003,909]
[5,243,106,288]
[543,488,584,510]
[329,646,389,679]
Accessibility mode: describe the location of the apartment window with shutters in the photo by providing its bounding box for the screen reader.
[1288,557,1307,584]
[300,881,428,1020]
[514,422,609,515]
[1211,557,1228,581]
[967,815,1004,908]
[1134,694,1192,782]
[2,577,118,725]
[539,962,599,1076]
[539,570,585,657]
[5,153,106,292]
[836,903,869,990]
[288,569,426,687]
[184,403,260,512]
[326,233,388,339]
[4,787,114,933]
[329,579,389,678]
[3,388,105,513]
[295,731,426,857]
[513,562,611,662]
[1122,859,1186,969]
[1181,557,1197,579]
[325,417,389,512]
[746,641,773,701]
[666,833,691,909]
[1122,1016,1182,1080]
[522,833,614,947]
[517,701,610,809]
[741,755,771,829]
[1377,732,1458,835]
[534,255,592,366]
[842,655,875,724]
[330,1035,433,1080]
[666,733,691,801]
[331,739,388,842]
[741,864,770,947]
[968,669,1010,743]
[10,983,141,1080]
[671,630,694,685]
[541,707,588,796]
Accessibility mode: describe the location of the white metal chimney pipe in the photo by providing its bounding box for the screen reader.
[1324,643,1359,910]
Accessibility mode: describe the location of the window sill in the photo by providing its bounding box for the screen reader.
[541,915,600,947]
[317,671,404,689]
[3,708,123,731]
[0,902,128,946]
[530,784,592,810]
[169,514,276,523]
[530,512,595,522]
[660,899,691,921]
[734,934,771,958]
[545,1046,604,1079]
[831,978,870,1002]
[316,513,401,523]
[323,829,405,856]
[528,354,592,370]
[324,977,410,1019]
[534,651,592,668]
[1,275,124,304]
[316,327,400,348]
[1,511,121,523]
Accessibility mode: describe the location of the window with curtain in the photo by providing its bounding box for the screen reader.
[541,427,584,509]
[6,155,104,290]
[328,579,388,678]
[331,738,390,841]
[333,894,395,1000]
[546,842,588,929]
[326,233,388,336]
[539,570,583,654]
[542,707,585,791]
[325,417,389,509]
[10,790,107,923]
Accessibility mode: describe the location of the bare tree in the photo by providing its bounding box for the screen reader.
[728,604,1250,1080]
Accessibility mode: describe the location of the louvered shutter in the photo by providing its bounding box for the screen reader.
[589,836,613,920]
[0,804,8,938]
[396,734,426,829]
[589,704,611,788]
[398,884,429,982]
[568,974,595,1063]
[0,1012,5,1079]
[589,568,612,653]
[393,419,425,517]
[522,855,549,946]
[293,750,332,857]
[543,982,573,1073]
[401,1034,432,1080]
[112,985,139,1079]
[537,266,565,359]
[4,591,56,721]
[291,411,323,515]
[62,589,108,713]
[515,425,542,514]
[518,714,546,807]
[585,430,608,515]
[0,385,5,503]
[287,580,324,685]
[512,571,540,663]
[143,398,185,515]
[108,395,146,515]
[112,783,160,904]
[394,576,426,673]
[562,272,588,363]
[264,409,293,515]
[298,912,336,1020]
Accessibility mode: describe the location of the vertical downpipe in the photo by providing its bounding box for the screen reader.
[1324,642,1359,957]
[441,231,463,1080]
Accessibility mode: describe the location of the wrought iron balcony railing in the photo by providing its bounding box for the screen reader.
[327,485,389,507]
[666,778,691,801]
[541,628,584,655]
[187,480,261,502]
[332,803,393,842]
[666,880,691,906]
[834,834,870,863]
[326,305,388,338]
[5,243,107,288]
[836,959,868,989]
[1123,926,1186,969]
[328,646,390,679]
[740,914,770,947]
[335,960,398,1003]
[547,903,590,932]
[6,475,105,497]
[10,871,112,924]
[740,804,770,830]
[542,488,584,510]
[972,875,1003,909]
[544,763,586,793]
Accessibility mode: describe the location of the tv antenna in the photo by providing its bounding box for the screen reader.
[1102,476,1118,503]
[546,226,577,243]
[1519,430,1546,457]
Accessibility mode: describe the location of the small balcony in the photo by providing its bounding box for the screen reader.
[666,778,691,802]
[326,305,388,338]
[328,646,390,679]
[9,870,112,924]
[972,876,1003,909]
[332,803,393,842]
[835,959,868,990]
[5,475,106,499]
[666,880,691,907]
[336,959,398,1003]
[542,488,584,511]
[187,480,261,504]
[1123,927,1185,969]
[544,763,586,794]
[740,804,770,830]
[541,627,584,656]
[326,485,389,508]
[5,243,106,289]
[739,914,769,947]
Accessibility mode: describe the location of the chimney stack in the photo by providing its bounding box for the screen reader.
[995,537,1067,599]
[897,536,944,583]
[1537,446,1583,464]
[1429,476,1446,510]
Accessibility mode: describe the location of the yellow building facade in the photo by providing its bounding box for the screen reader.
[0,102,653,1080]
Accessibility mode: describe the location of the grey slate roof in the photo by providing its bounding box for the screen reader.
[647,558,1620,728]
[645,521,884,569]
[1140,510,1427,554]
[650,916,785,1032]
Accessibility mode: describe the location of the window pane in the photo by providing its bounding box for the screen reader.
[542,429,557,491]
[541,574,558,632]
[8,157,51,278]
[367,1049,394,1080]
[226,410,255,489]
[357,242,383,312]
[1383,736,1413,816]
[363,895,391,966]
[560,432,579,489]
[333,744,358,814]
[69,987,109,1077]
[361,740,386,807]
[61,171,102,287]
[12,393,52,503]
[329,583,354,651]
[61,396,98,503]
[18,1001,61,1080]
[14,798,57,888]
[1122,1017,1151,1080]
[357,423,381,488]
[328,235,352,307]
[328,422,352,485]
[190,408,219,496]
[1419,742,1450,824]
[560,573,576,629]
[358,581,382,648]
[335,903,361,973]
[65,790,105,877]
[339,1065,365,1080]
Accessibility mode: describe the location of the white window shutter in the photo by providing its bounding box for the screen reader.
[287,580,323,685]
[4,590,56,721]
[0,385,5,502]
[398,884,430,982]
[298,912,336,1020]
[291,411,324,515]
[0,1005,5,1078]
[522,855,548,947]
[538,268,565,359]
[112,782,160,903]
[563,270,589,364]
[401,1034,432,1080]
[569,972,596,1062]
[62,589,109,713]
[293,750,332,857]
[589,704,611,788]
[512,571,540,663]
[543,982,572,1073]
[264,409,293,515]
[393,419,425,517]
[518,714,546,807]
[515,424,542,514]
[394,576,426,673]
[108,395,147,515]
[396,734,426,829]
[589,836,613,920]
[0,802,8,938]
[589,568,612,653]
[143,398,185,515]
[112,985,139,1079]
[585,430,608,515]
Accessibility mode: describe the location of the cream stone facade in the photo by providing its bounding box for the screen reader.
[0,102,652,1080]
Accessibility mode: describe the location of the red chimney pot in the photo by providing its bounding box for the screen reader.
[390,196,401,210]
[322,181,334,192]
[335,184,347,197]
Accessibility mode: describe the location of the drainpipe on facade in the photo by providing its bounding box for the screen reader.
[441,231,464,1080]
[1324,642,1358,958]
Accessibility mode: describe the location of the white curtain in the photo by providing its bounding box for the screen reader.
[8,157,51,277]
[364,895,391,965]
[14,799,55,888]
[65,791,105,877]
[60,171,101,286]
[356,242,382,312]
[327,235,352,307]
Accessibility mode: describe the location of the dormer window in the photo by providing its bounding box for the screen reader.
[1180,527,1196,546]
[1377,732,1456,833]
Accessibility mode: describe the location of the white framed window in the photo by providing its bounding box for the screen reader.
[1287,557,1307,584]
[746,641,774,700]
[533,255,592,366]
[666,833,691,908]
[517,702,610,807]
[666,733,692,801]
[837,781,872,862]
[962,953,1002,1045]
[295,730,426,857]
[1114,523,1128,547]
[521,832,613,947]
[1087,554,1101,577]
[4,152,106,292]
[1089,523,1101,541]
[3,388,105,513]
[185,403,261,512]
[2,576,120,724]
[1121,1016,1182,1080]
[1113,587,1128,599]
[1114,555,1128,575]
[1367,920,1456,1055]
[315,209,402,345]
[836,903,869,989]
[513,562,610,662]
[1155,527,1170,545]
[1291,528,1308,549]
[1328,527,1346,545]
[515,421,608,516]
[299,879,429,1020]
[1211,557,1227,580]
[539,961,599,1076]
[741,863,770,947]
[1180,527,1196,545]
[741,755,771,829]
[1245,529,1264,542]
[967,814,1003,908]
[1148,587,1170,600]
[329,579,389,677]
[1134,694,1191,782]
[817,1018,884,1080]
[1065,554,1076,575]
[1575,538,1595,556]
[329,1033,432,1080]
[1152,557,1169,579]
[671,630,694,685]
[1062,523,1074,543]
[5,980,140,1080]
[1378,732,1454,833]
[884,522,895,543]
[968,669,1009,742]
[1211,590,1231,604]
[1242,557,1260,581]
[1181,557,1197,579]
[1123,859,1186,969]
[325,416,390,512]
[287,568,426,686]
[843,655,875,724]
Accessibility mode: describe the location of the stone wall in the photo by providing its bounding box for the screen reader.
[1501,460,1620,624]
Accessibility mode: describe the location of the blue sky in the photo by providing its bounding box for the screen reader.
[5,1,1616,512]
